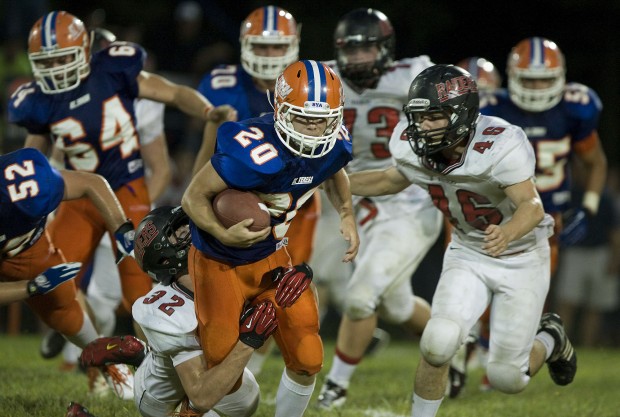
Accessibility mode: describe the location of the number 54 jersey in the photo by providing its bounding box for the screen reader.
[389,115,554,256]
[8,43,146,190]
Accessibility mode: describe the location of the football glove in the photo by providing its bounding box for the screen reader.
[27,262,82,296]
[239,301,278,349]
[272,263,313,308]
[559,208,589,246]
[114,220,135,264]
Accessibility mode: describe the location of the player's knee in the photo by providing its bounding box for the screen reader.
[379,295,414,324]
[284,333,323,376]
[419,317,461,366]
[486,362,528,393]
[344,294,377,320]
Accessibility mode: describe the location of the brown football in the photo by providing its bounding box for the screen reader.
[213,189,271,231]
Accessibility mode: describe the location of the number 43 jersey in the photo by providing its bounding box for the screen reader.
[8,43,146,190]
[389,115,554,256]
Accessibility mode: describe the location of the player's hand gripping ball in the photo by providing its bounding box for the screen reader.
[213,189,270,231]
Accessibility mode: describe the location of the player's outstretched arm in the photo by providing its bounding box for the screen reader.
[192,105,238,177]
[175,301,277,412]
[24,133,49,154]
[0,262,81,305]
[348,166,411,196]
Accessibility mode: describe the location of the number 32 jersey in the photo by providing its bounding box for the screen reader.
[480,84,602,213]
[8,43,146,190]
[389,115,554,256]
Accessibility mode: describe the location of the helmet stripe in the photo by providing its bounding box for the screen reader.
[530,37,543,67]
[42,11,58,50]
[303,60,327,103]
[264,6,276,32]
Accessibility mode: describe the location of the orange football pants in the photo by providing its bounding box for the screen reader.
[47,177,152,310]
[189,246,323,376]
[0,231,84,335]
[286,191,321,265]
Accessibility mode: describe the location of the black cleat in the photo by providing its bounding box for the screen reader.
[538,313,577,386]
[317,379,347,409]
[40,329,66,359]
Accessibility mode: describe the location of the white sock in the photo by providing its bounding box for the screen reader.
[245,351,269,377]
[62,341,82,365]
[275,369,315,417]
[326,355,358,388]
[535,332,555,361]
[86,293,117,336]
[412,393,443,417]
[64,311,99,348]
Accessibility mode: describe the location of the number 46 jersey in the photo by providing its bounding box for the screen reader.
[389,115,554,256]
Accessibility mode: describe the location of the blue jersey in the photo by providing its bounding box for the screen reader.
[8,42,146,190]
[0,148,65,257]
[197,65,274,120]
[190,114,353,265]
[480,83,602,213]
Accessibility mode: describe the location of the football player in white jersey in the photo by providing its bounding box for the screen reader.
[75,206,278,417]
[316,8,444,409]
[348,64,577,417]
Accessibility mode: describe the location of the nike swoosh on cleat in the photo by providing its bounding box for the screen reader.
[106,344,118,350]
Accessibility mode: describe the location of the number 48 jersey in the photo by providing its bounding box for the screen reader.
[389,115,554,256]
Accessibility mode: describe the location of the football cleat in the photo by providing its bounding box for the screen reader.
[40,329,66,359]
[80,335,147,368]
[317,379,347,410]
[66,401,96,417]
[538,313,577,386]
[364,328,391,357]
[446,332,477,398]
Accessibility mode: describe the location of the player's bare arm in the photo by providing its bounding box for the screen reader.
[140,134,172,202]
[192,106,238,177]
[137,71,213,121]
[182,163,270,247]
[483,178,545,257]
[175,341,253,411]
[323,168,359,262]
[61,170,129,231]
[348,166,411,196]
[24,134,49,154]
[575,133,607,214]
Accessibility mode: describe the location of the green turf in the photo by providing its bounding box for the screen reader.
[0,335,617,417]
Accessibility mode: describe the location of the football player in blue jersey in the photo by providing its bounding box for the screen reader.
[196,5,322,375]
[480,37,608,269]
[0,147,136,394]
[8,11,231,319]
[182,60,359,417]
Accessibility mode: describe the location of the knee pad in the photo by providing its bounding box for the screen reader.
[214,368,260,417]
[379,294,414,324]
[419,317,462,366]
[283,333,323,376]
[344,289,377,320]
[486,361,529,394]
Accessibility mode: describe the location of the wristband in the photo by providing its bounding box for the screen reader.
[582,191,600,215]
[27,280,38,296]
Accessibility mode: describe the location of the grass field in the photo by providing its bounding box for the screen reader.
[0,335,618,417]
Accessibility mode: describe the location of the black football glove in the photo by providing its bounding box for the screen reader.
[272,263,313,308]
[239,301,278,349]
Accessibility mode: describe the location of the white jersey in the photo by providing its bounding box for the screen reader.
[328,56,433,210]
[132,282,200,405]
[390,115,554,256]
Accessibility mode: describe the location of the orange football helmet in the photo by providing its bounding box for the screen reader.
[456,57,501,92]
[507,37,565,111]
[240,6,300,80]
[274,60,344,158]
[28,11,91,94]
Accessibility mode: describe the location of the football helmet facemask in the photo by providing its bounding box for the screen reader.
[28,11,91,94]
[274,60,344,158]
[507,37,566,112]
[240,6,300,80]
[134,206,190,286]
[456,57,501,92]
[404,64,479,157]
[334,8,395,88]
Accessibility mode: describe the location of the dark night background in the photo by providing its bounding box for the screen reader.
[2,0,619,165]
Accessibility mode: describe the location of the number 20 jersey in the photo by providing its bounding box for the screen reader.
[190,114,353,265]
[480,84,602,213]
[8,43,146,190]
[389,115,554,256]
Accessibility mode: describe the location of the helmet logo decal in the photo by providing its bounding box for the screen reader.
[68,20,84,40]
[135,221,159,262]
[276,75,293,99]
[435,76,477,103]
